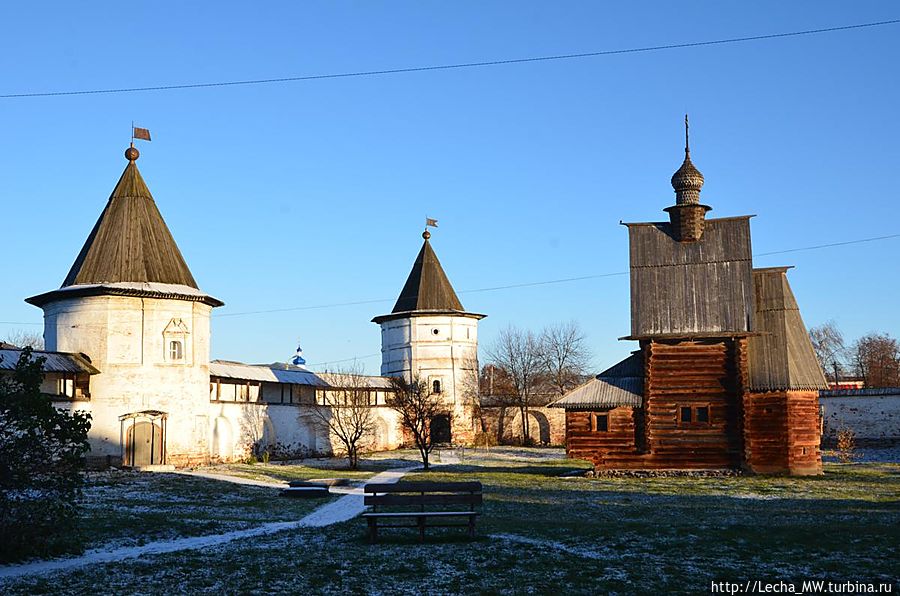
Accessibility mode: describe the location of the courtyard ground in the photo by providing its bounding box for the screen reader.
[0,447,897,594]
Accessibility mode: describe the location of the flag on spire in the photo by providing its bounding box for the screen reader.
[133,126,151,142]
[425,217,438,228]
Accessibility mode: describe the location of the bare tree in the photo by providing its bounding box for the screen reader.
[540,321,591,398]
[386,376,441,471]
[312,366,376,469]
[3,330,44,350]
[487,326,543,444]
[809,321,848,383]
[852,333,900,388]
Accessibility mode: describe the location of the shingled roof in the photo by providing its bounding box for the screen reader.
[61,155,198,288]
[390,233,464,313]
[747,267,828,391]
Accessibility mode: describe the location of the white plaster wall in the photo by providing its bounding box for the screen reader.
[42,294,213,463]
[209,402,404,461]
[821,395,900,442]
[380,314,480,442]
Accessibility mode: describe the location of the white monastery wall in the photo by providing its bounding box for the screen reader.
[208,401,403,461]
[821,394,900,443]
[43,295,213,463]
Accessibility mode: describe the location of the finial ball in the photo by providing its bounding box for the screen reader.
[422,230,431,240]
[125,146,140,161]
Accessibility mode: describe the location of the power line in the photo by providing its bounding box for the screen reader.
[2,19,898,99]
[305,353,382,368]
[211,231,900,319]
[753,233,900,256]
[2,232,896,326]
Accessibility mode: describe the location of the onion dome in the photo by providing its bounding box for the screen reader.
[671,115,704,205]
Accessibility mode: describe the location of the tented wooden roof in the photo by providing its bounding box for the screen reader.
[61,158,198,288]
[625,216,754,338]
[747,267,828,391]
[390,235,464,314]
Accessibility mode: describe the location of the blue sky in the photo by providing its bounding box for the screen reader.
[1,2,898,373]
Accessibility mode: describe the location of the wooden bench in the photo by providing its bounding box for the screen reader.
[362,481,482,543]
[280,481,330,499]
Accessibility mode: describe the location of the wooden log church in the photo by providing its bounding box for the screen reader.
[551,119,827,475]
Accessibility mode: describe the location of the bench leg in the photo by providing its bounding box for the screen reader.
[368,518,378,544]
[418,516,426,543]
[468,515,476,539]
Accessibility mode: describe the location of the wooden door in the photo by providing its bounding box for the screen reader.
[127,421,164,466]
[431,414,451,445]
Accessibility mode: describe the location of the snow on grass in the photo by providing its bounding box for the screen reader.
[0,466,415,582]
[0,450,896,594]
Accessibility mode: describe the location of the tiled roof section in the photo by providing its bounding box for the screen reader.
[391,237,464,313]
[549,353,644,410]
[62,159,198,288]
[747,268,828,391]
[626,216,754,337]
[0,349,99,374]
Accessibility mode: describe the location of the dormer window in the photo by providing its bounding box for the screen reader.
[169,340,183,361]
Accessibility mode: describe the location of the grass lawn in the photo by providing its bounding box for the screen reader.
[2,449,897,594]
[74,470,331,550]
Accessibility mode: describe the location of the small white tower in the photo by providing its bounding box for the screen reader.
[372,230,485,444]
[26,145,223,466]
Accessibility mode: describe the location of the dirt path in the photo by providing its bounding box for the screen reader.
[0,465,415,581]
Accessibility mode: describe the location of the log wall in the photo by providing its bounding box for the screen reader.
[568,339,745,471]
[638,340,743,469]
[564,408,638,464]
[562,338,822,475]
[744,390,822,475]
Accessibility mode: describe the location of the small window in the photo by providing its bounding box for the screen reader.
[592,413,609,432]
[432,379,442,394]
[432,328,440,336]
[169,340,183,361]
[680,407,692,423]
[696,406,709,423]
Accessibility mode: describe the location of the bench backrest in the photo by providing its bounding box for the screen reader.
[364,481,483,510]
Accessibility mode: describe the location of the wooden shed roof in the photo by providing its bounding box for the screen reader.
[0,349,99,374]
[61,158,198,289]
[747,267,828,392]
[549,352,644,410]
[625,216,754,338]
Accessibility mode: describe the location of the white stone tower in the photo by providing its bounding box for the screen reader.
[372,230,485,444]
[26,145,223,466]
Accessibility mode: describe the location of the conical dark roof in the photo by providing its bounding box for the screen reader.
[61,154,198,288]
[391,233,464,313]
